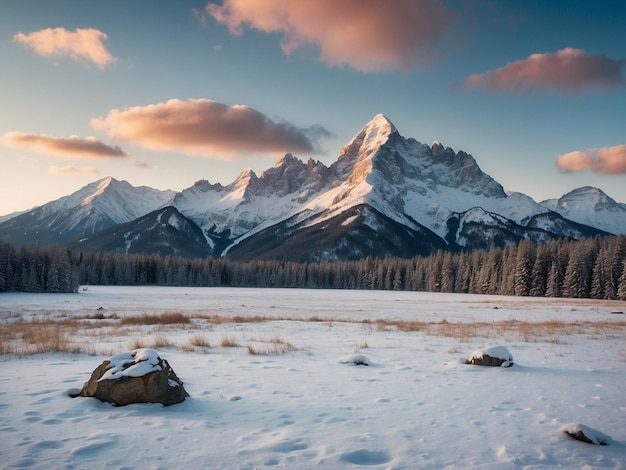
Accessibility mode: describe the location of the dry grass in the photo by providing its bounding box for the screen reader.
[220,335,240,348]
[128,334,174,350]
[372,319,428,332]
[0,319,95,356]
[180,334,212,352]
[120,312,190,325]
[363,318,626,343]
[187,333,211,348]
[128,337,147,350]
[247,335,299,355]
[2,307,626,357]
[202,314,274,324]
[150,333,174,348]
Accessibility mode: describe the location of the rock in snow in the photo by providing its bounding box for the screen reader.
[339,354,371,366]
[466,346,514,367]
[560,422,612,445]
[77,348,189,406]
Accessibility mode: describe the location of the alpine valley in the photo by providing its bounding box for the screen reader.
[2,115,625,262]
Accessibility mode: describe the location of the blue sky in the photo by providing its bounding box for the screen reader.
[1,0,625,215]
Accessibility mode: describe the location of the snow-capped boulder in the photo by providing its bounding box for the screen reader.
[78,349,189,406]
[465,346,513,367]
[560,422,611,445]
[339,354,370,366]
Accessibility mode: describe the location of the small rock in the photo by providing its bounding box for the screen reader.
[339,354,370,366]
[560,423,611,445]
[466,346,513,367]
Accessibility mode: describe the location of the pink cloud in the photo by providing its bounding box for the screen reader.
[136,159,158,169]
[457,48,625,94]
[13,27,115,69]
[557,145,626,174]
[90,98,330,158]
[49,166,101,175]
[204,0,454,72]
[1,132,127,158]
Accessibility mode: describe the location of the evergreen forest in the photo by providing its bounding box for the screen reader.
[2,236,626,300]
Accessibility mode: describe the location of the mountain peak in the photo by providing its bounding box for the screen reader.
[539,186,626,235]
[82,176,123,205]
[554,186,616,210]
[334,114,398,181]
[273,152,301,168]
[362,113,397,138]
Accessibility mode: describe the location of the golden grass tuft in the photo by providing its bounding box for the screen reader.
[120,312,190,325]
[246,335,298,355]
[180,334,212,352]
[128,337,147,350]
[150,333,174,348]
[220,335,240,348]
[188,333,211,348]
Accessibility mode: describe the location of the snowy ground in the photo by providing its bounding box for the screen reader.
[1,286,625,469]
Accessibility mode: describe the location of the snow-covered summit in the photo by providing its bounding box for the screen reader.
[362,113,398,140]
[0,177,175,245]
[311,114,523,239]
[332,114,398,183]
[540,186,626,235]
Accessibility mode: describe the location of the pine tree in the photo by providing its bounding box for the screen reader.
[440,252,456,293]
[563,251,583,298]
[529,245,551,297]
[514,240,536,296]
[617,260,626,301]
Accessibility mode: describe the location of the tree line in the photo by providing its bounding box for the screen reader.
[0,242,79,293]
[2,236,626,300]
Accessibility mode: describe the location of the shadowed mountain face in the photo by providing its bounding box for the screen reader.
[0,115,616,261]
[69,206,211,259]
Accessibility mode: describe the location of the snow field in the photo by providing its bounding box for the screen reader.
[1,287,625,469]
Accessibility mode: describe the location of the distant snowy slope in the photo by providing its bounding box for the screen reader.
[540,186,626,235]
[0,177,175,246]
[0,208,29,224]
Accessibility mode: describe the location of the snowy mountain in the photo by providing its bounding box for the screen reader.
[540,186,626,236]
[170,153,329,253]
[223,114,606,260]
[0,177,175,246]
[69,206,210,259]
[0,115,618,261]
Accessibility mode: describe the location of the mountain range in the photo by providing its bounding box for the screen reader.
[1,114,625,262]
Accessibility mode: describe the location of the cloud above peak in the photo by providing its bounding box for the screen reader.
[204,0,454,73]
[1,133,127,158]
[457,48,625,94]
[13,27,115,69]
[557,145,626,174]
[49,166,100,175]
[90,98,331,159]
